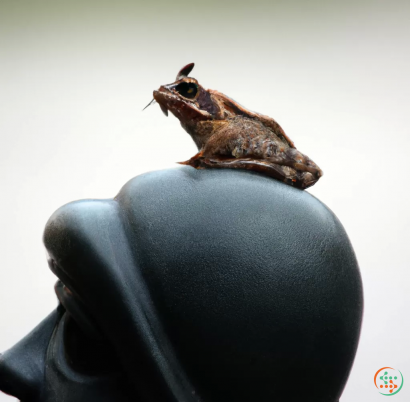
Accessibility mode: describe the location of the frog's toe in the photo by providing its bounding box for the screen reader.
[177,151,204,167]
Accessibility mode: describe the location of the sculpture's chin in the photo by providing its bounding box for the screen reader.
[0,307,133,402]
[0,309,61,401]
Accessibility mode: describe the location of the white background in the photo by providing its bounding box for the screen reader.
[0,1,409,400]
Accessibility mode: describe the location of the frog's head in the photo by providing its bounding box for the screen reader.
[153,63,223,128]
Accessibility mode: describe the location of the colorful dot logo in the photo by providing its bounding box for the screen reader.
[374,367,404,396]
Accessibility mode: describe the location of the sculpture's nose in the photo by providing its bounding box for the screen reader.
[0,309,61,401]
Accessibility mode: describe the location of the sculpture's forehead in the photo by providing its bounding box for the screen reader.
[112,167,361,401]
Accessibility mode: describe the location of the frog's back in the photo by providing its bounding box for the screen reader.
[209,89,295,147]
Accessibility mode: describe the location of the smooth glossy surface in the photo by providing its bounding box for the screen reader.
[0,167,362,401]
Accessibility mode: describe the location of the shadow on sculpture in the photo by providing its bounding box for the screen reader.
[0,167,363,402]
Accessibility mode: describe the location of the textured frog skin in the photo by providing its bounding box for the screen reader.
[153,64,323,189]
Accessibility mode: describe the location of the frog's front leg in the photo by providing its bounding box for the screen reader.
[178,150,204,167]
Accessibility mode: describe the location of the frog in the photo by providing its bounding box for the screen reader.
[150,63,323,189]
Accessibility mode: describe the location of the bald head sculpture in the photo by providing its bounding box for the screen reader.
[0,167,363,401]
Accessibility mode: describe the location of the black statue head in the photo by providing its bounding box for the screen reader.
[0,167,363,402]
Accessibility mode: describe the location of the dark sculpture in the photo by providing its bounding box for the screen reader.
[0,167,363,401]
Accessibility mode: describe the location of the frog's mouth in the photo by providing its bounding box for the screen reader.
[152,89,170,116]
[153,87,211,122]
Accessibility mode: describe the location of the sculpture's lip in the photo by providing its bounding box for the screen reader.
[47,259,103,340]
[54,280,103,340]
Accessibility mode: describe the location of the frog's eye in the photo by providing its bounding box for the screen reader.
[175,82,198,99]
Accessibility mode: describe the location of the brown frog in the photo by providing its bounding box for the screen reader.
[150,63,323,189]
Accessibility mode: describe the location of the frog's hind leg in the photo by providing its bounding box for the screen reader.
[182,155,318,189]
[194,156,292,183]
[178,151,204,167]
